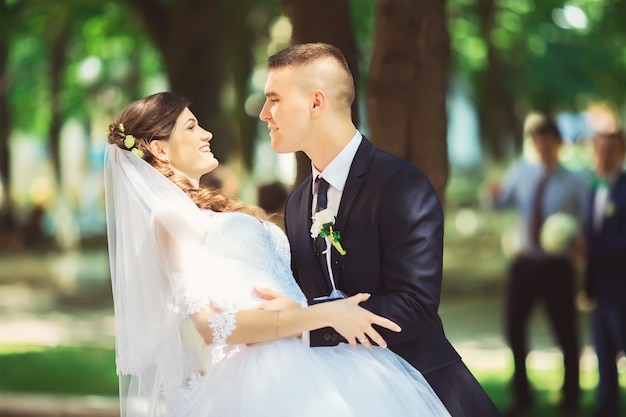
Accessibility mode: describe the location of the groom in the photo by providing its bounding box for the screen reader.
[259,42,501,416]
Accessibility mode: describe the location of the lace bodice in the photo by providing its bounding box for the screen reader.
[188,211,305,309]
[170,211,305,346]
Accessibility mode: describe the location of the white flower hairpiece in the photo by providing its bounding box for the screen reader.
[119,123,144,158]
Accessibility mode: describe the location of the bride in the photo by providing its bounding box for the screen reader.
[104,92,450,417]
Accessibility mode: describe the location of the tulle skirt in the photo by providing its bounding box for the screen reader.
[188,338,450,417]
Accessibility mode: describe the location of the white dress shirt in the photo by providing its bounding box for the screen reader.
[593,172,619,233]
[300,130,362,346]
[593,186,609,233]
[311,130,362,296]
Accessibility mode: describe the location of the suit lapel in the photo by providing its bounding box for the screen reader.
[590,171,626,237]
[330,139,375,289]
[586,188,595,237]
[607,171,626,231]
[301,176,314,251]
[610,171,626,197]
[335,138,374,231]
[293,138,376,297]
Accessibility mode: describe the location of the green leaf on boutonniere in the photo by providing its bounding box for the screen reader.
[310,208,347,255]
[605,201,616,218]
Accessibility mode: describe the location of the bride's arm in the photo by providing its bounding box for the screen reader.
[190,293,401,347]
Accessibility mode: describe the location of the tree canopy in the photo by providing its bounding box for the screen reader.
[2,0,625,210]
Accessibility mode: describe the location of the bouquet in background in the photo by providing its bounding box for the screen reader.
[540,212,578,256]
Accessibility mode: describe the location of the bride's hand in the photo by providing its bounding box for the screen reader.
[253,286,302,311]
[326,293,401,348]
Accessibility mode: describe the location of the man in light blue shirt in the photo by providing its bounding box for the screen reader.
[488,116,589,417]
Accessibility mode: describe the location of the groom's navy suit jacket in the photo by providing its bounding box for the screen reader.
[284,138,460,374]
[584,171,626,303]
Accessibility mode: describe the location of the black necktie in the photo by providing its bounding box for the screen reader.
[314,176,345,301]
[530,173,549,246]
[314,176,330,256]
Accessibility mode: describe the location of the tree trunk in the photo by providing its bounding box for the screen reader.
[223,0,257,171]
[129,0,232,161]
[129,0,265,170]
[0,23,10,205]
[0,0,14,205]
[368,0,450,201]
[281,0,360,186]
[47,24,71,184]
[166,2,228,159]
[476,0,521,160]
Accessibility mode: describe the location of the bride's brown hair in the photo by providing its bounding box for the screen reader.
[107,92,269,219]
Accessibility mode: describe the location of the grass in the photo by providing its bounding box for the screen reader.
[0,345,118,396]
[473,364,626,416]
[1,344,625,416]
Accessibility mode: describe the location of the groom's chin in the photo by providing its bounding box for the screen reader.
[269,139,290,154]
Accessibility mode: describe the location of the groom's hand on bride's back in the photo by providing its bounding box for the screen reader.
[323,293,402,349]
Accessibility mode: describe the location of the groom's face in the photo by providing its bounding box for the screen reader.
[260,66,314,154]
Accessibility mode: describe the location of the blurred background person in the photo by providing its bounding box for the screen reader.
[486,114,589,416]
[584,130,626,417]
[257,181,288,216]
[0,200,21,252]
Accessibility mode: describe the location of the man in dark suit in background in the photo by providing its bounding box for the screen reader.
[259,42,501,417]
[585,130,626,417]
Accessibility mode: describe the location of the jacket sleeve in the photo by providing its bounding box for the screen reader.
[356,169,444,346]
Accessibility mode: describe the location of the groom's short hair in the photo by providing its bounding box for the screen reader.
[268,43,355,113]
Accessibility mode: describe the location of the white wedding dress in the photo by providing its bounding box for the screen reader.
[168,211,449,417]
[104,144,450,417]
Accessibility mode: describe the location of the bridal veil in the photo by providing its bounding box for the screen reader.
[104,144,207,417]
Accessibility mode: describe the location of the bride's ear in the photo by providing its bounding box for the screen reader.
[149,140,169,164]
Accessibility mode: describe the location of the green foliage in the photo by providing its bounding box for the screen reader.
[4,0,626,175]
[350,0,376,63]
[7,0,164,138]
[471,363,626,416]
[9,36,51,137]
[448,0,626,113]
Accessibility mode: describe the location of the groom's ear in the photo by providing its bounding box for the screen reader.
[311,90,325,114]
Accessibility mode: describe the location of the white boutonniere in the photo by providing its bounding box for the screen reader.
[310,208,347,255]
[605,201,616,218]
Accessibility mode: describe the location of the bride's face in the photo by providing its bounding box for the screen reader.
[163,107,218,184]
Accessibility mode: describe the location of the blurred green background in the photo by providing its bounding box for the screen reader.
[1,0,626,415]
